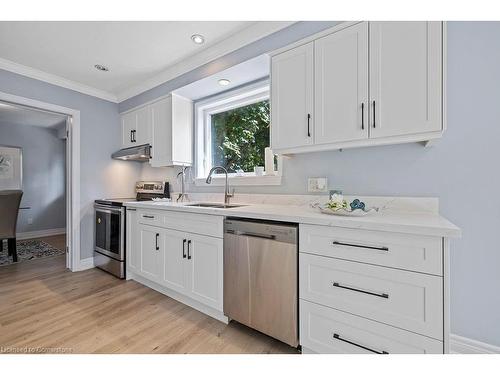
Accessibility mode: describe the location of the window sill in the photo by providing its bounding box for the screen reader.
[194,174,282,187]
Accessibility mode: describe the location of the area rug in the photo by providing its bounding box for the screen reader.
[0,239,65,266]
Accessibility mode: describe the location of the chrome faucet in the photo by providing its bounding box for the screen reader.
[206,166,234,204]
[176,166,189,202]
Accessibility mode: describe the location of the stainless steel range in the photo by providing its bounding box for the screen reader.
[94,181,169,278]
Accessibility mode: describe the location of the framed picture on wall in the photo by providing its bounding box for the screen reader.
[0,145,23,190]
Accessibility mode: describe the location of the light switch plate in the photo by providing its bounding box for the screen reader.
[308,177,328,192]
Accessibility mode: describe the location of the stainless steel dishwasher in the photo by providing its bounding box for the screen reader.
[224,218,299,347]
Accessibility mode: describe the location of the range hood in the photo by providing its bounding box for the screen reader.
[112,144,151,162]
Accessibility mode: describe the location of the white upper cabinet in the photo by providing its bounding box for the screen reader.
[150,94,193,167]
[134,106,151,145]
[270,21,444,154]
[121,106,151,148]
[314,22,369,144]
[121,111,137,148]
[271,42,314,149]
[120,93,193,167]
[369,22,443,138]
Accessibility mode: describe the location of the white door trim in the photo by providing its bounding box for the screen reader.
[0,90,81,272]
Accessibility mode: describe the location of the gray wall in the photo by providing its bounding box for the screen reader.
[0,70,142,259]
[128,22,500,347]
[0,122,66,233]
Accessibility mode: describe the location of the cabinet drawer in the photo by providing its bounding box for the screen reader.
[137,209,223,238]
[300,300,443,354]
[300,224,442,275]
[299,253,443,339]
[138,210,163,227]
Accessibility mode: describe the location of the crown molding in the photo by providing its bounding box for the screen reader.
[0,22,295,104]
[0,57,119,103]
[116,21,296,102]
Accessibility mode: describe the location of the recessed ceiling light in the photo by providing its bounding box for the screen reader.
[191,34,205,44]
[94,64,109,72]
[218,79,231,86]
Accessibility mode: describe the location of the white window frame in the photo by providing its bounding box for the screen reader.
[194,79,282,187]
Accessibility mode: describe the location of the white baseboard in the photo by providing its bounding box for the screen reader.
[17,227,66,240]
[76,257,95,271]
[450,334,500,354]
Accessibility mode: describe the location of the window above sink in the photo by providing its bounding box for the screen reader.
[193,77,282,187]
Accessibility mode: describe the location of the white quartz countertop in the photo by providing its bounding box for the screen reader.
[124,200,461,238]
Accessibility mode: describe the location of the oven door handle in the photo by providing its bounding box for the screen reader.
[95,205,124,214]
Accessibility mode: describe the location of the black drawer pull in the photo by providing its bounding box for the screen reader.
[187,240,192,260]
[182,239,187,259]
[361,102,365,130]
[372,100,376,128]
[155,233,159,251]
[307,113,311,137]
[332,241,388,252]
[333,333,388,354]
[332,282,389,299]
[142,215,155,219]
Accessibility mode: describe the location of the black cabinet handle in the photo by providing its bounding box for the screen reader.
[332,282,389,299]
[187,240,192,260]
[361,102,365,130]
[332,241,388,252]
[132,129,137,142]
[155,233,159,251]
[130,130,133,143]
[182,239,187,259]
[372,100,376,128]
[307,113,311,137]
[333,333,388,354]
[142,215,155,219]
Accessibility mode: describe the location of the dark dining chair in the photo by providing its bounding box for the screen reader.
[0,190,23,262]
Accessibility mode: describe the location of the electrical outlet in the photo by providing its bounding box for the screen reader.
[28,217,33,225]
[308,177,328,193]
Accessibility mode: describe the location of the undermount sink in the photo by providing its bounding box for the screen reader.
[185,203,246,209]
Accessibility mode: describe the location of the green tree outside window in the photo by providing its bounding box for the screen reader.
[210,99,270,173]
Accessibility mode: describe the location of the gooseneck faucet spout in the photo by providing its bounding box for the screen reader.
[206,166,234,204]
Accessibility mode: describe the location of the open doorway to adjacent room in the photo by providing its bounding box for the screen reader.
[0,93,80,271]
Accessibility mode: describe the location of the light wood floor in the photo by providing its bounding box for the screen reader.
[0,254,299,354]
[37,234,66,252]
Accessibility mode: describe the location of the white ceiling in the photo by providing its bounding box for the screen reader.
[0,21,293,102]
[0,102,67,129]
[174,54,269,100]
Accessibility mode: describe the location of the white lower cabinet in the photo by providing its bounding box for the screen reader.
[299,223,448,354]
[161,228,223,310]
[127,209,224,320]
[300,300,443,354]
[126,208,139,274]
[138,224,162,284]
[162,228,189,294]
[187,232,223,310]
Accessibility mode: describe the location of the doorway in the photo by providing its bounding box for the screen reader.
[0,91,81,271]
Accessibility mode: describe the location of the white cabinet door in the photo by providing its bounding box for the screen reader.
[121,112,136,148]
[315,22,369,144]
[134,106,151,145]
[150,97,173,167]
[271,42,314,150]
[162,228,189,294]
[138,224,162,283]
[186,233,223,310]
[126,208,140,274]
[369,22,442,138]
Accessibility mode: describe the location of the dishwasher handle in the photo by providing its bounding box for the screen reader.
[226,229,276,240]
